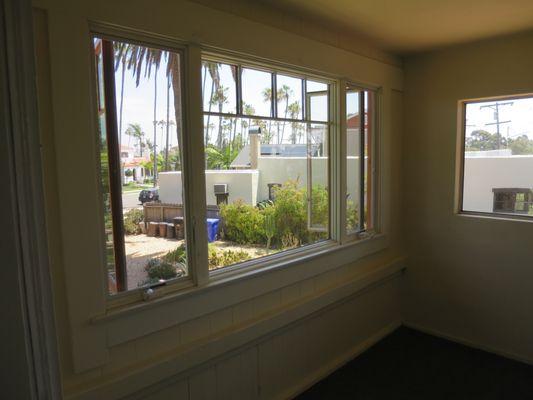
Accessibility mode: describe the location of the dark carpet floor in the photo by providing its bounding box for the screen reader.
[297,327,533,400]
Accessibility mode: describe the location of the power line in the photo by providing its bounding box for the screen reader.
[480,101,513,149]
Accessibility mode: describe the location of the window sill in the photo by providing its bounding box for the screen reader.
[90,233,388,346]
[457,210,533,224]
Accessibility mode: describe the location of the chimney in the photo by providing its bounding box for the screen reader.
[249,127,261,169]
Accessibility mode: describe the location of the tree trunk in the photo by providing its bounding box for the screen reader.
[165,75,170,171]
[169,54,182,171]
[153,66,158,187]
[205,79,215,146]
[118,60,125,151]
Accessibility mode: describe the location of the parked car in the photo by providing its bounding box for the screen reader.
[139,188,159,204]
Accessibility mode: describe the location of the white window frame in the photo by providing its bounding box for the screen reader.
[62,22,387,372]
[456,93,533,222]
[340,83,381,244]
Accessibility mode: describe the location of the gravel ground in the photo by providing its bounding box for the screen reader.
[125,234,183,289]
[125,235,281,289]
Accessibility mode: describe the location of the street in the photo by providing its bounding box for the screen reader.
[122,191,142,210]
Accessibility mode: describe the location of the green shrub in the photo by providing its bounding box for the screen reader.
[163,244,187,264]
[208,245,250,269]
[124,208,144,234]
[219,200,266,244]
[270,180,308,247]
[346,200,359,231]
[145,258,177,280]
[219,181,331,249]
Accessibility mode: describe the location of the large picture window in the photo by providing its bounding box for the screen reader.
[460,95,533,218]
[93,36,380,297]
[197,59,331,271]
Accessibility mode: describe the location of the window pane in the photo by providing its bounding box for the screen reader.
[346,89,361,233]
[202,61,237,114]
[276,74,303,120]
[200,77,330,271]
[306,80,328,122]
[95,38,188,294]
[242,68,272,117]
[364,91,375,230]
[308,123,329,231]
[463,97,533,216]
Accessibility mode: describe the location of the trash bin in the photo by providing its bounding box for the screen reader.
[206,218,220,243]
[158,222,167,237]
[147,222,159,237]
[166,223,175,239]
[173,217,184,240]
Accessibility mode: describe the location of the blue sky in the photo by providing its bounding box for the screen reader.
[114,53,332,152]
[465,97,533,140]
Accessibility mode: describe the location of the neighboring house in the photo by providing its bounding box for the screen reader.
[120,145,150,184]
[159,131,362,206]
[463,150,533,213]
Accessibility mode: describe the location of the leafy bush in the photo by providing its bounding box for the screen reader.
[208,245,250,269]
[144,258,177,280]
[219,200,266,244]
[163,244,187,264]
[270,180,308,247]
[123,208,144,234]
[219,180,330,249]
[346,200,359,232]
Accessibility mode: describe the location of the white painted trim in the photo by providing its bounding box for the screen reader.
[280,320,401,400]
[93,235,390,348]
[69,258,405,400]
[403,321,533,367]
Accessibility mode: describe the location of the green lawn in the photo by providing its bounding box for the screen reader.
[122,182,152,193]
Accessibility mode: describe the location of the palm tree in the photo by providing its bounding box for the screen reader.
[278,84,292,143]
[288,102,302,144]
[211,85,228,147]
[115,57,126,150]
[124,123,145,156]
[113,42,183,185]
[205,62,221,146]
[205,145,239,170]
[152,65,159,186]
[262,87,273,143]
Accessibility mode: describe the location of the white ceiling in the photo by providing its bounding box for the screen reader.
[265,0,533,53]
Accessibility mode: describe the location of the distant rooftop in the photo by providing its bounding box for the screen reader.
[231,143,321,168]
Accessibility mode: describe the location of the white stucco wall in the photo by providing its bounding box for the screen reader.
[159,157,361,206]
[159,170,259,205]
[463,155,533,212]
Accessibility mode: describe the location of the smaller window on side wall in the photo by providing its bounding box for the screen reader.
[459,94,533,219]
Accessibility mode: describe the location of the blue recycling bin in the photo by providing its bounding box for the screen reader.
[206,218,220,243]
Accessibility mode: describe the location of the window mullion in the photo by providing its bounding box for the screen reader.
[183,44,209,286]
[358,91,366,232]
[272,72,277,118]
[337,80,348,243]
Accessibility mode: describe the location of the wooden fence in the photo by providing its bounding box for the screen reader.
[143,202,220,223]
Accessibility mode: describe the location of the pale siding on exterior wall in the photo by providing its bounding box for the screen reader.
[463,156,533,212]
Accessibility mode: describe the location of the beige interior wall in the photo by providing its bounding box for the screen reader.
[33,0,405,398]
[403,30,533,363]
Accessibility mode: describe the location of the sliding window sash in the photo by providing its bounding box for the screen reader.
[358,90,366,232]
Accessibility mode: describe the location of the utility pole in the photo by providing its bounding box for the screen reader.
[480,101,513,149]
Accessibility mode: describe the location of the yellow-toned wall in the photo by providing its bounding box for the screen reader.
[33,0,405,398]
[403,31,533,363]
